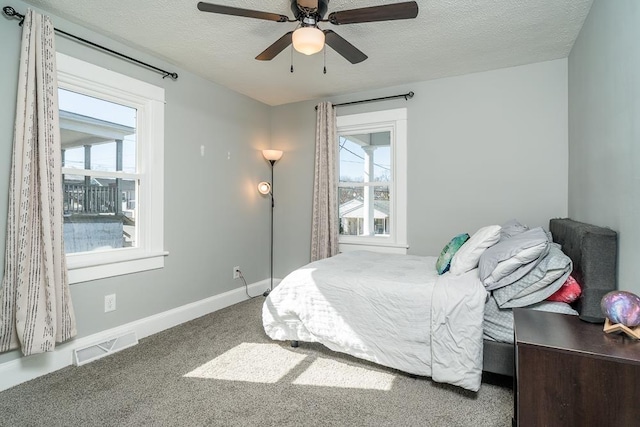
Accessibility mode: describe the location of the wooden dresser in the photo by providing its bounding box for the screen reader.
[514,309,640,426]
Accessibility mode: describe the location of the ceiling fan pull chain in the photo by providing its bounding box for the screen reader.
[323,46,327,74]
[290,45,294,73]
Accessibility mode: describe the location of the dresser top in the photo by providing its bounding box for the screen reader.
[514,309,640,364]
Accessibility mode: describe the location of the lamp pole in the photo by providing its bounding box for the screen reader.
[264,159,275,297]
[260,149,283,297]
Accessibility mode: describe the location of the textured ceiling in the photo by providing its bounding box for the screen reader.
[19,0,594,106]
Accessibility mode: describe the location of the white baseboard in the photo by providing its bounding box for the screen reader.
[0,278,279,392]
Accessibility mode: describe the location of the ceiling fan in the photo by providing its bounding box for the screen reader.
[197,1,419,64]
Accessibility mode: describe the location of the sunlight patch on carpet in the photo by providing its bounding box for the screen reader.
[292,357,395,390]
[184,343,307,383]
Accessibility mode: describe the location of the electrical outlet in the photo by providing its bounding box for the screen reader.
[104,294,116,312]
[233,266,240,279]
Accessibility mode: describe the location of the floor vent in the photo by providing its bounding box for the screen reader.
[73,331,138,366]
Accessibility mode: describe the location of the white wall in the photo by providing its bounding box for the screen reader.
[568,0,640,294]
[271,59,569,275]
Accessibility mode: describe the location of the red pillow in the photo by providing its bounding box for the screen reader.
[547,275,582,303]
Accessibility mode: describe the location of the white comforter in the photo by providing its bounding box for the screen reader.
[262,251,487,391]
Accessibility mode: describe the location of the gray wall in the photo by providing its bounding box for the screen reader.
[271,59,569,276]
[568,0,640,294]
[0,0,272,364]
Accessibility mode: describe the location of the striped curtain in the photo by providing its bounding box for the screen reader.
[310,102,339,261]
[0,9,76,356]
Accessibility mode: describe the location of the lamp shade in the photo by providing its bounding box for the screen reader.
[292,27,325,55]
[262,149,283,162]
[258,181,271,195]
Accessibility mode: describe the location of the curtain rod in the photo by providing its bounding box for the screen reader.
[315,91,414,110]
[2,6,179,80]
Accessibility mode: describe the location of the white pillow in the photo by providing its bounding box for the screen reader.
[450,225,502,275]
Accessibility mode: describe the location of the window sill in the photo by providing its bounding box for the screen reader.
[68,251,169,284]
[338,242,408,255]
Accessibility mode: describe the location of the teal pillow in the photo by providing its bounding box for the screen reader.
[436,233,470,275]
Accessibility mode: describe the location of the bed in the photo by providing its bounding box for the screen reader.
[262,218,617,391]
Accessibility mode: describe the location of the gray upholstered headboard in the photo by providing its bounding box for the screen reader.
[549,218,618,323]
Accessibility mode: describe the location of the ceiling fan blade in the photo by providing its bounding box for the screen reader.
[197,2,289,22]
[323,30,367,64]
[256,32,294,61]
[328,1,418,25]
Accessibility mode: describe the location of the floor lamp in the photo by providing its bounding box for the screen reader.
[258,149,283,297]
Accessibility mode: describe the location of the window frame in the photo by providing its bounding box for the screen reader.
[56,53,167,284]
[336,108,408,254]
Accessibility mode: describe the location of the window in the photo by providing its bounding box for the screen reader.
[57,53,166,283]
[337,108,407,254]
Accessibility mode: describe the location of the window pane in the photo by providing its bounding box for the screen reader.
[63,176,137,254]
[59,89,139,255]
[338,185,390,237]
[59,88,137,173]
[339,132,391,183]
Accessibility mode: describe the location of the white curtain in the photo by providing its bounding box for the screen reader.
[310,102,339,261]
[0,9,76,356]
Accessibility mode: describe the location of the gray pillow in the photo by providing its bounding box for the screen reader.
[493,244,572,308]
[479,227,550,290]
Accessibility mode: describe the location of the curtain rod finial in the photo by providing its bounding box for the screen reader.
[3,6,23,19]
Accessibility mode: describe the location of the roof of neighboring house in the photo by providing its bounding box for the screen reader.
[339,199,389,219]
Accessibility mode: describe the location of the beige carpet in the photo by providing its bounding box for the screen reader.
[0,296,513,426]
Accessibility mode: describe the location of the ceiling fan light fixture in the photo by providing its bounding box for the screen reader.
[292,27,325,55]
